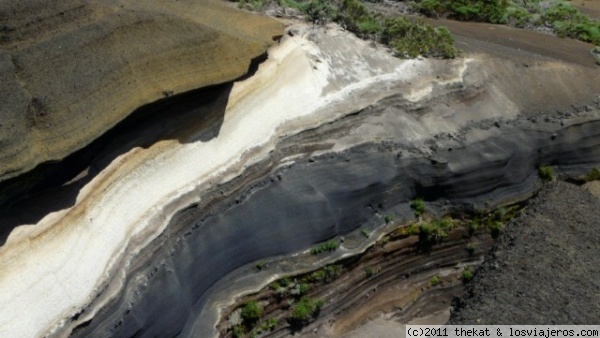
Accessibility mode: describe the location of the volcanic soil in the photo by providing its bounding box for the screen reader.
[450,181,600,324]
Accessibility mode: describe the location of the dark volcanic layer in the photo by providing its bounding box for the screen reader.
[70,104,600,337]
[0,0,282,183]
[450,181,600,324]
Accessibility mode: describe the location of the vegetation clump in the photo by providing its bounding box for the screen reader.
[415,0,508,23]
[585,167,600,182]
[410,198,426,217]
[430,274,441,286]
[255,261,266,271]
[234,0,457,58]
[462,266,474,281]
[417,217,459,249]
[232,324,245,338]
[308,264,343,283]
[280,276,292,287]
[311,240,339,254]
[265,318,278,331]
[361,228,370,238]
[413,0,600,46]
[290,297,324,324]
[241,301,264,324]
[539,165,554,182]
[364,265,381,278]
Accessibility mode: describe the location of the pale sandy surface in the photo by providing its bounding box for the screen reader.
[583,180,600,199]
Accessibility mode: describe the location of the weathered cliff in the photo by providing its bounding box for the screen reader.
[0,0,282,183]
[0,10,599,338]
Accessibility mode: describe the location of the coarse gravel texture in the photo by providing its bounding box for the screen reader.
[450,181,600,325]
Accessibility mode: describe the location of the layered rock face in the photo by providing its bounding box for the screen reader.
[0,0,282,184]
[0,6,599,338]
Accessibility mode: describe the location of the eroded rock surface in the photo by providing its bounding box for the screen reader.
[0,0,282,183]
[450,182,600,324]
[0,12,599,338]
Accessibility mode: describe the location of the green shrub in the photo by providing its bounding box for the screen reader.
[309,269,326,283]
[430,275,441,286]
[266,318,278,330]
[309,264,342,283]
[302,0,339,21]
[290,297,324,323]
[232,324,245,338]
[240,0,457,59]
[269,282,281,291]
[505,4,532,27]
[364,265,380,278]
[280,276,292,287]
[415,0,508,24]
[410,198,426,217]
[416,217,459,252]
[418,218,455,242]
[413,0,600,46]
[241,301,264,324]
[418,0,447,18]
[255,261,266,271]
[585,168,600,182]
[494,207,506,221]
[462,266,473,282]
[361,228,370,238]
[489,220,504,238]
[298,283,310,295]
[357,16,383,35]
[462,266,474,281]
[324,264,342,280]
[311,240,339,254]
[539,165,554,182]
[468,219,480,235]
[383,18,457,58]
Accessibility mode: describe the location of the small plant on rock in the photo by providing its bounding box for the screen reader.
[462,266,474,282]
[280,276,292,287]
[311,240,339,254]
[232,324,245,338]
[585,167,600,182]
[364,266,380,278]
[241,301,264,324]
[266,318,278,330]
[255,261,266,271]
[411,198,426,217]
[538,165,554,182]
[290,297,324,324]
[430,275,441,286]
[361,228,370,238]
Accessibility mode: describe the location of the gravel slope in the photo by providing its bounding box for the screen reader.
[450,181,600,324]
